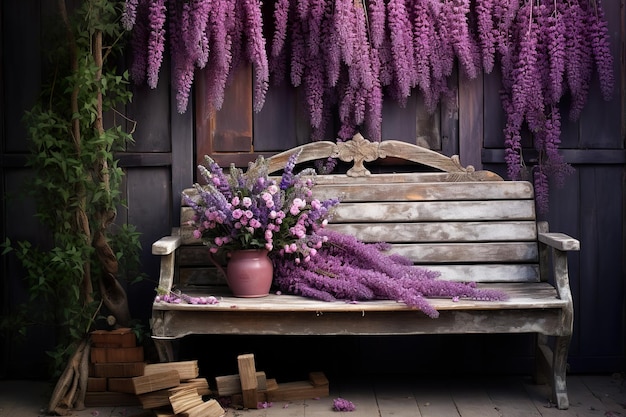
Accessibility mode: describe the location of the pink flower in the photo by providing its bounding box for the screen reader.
[242,197,252,208]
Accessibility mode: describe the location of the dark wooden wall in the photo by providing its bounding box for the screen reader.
[1,1,624,378]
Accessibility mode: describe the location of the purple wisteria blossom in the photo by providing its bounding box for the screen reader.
[271,0,290,57]
[588,0,614,101]
[146,0,167,89]
[122,0,139,31]
[242,0,269,112]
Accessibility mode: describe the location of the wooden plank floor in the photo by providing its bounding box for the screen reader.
[224,374,626,417]
[0,374,624,416]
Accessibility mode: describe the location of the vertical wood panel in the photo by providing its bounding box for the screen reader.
[2,0,41,152]
[577,167,624,365]
[125,167,173,321]
[459,75,484,170]
[253,83,303,151]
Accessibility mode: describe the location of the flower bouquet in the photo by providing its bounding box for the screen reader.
[182,150,338,297]
[183,149,339,261]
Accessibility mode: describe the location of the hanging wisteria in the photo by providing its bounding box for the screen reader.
[123,0,614,211]
[479,0,615,211]
[123,0,268,114]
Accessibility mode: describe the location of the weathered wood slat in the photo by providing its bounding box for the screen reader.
[180,180,533,203]
[327,222,538,243]
[177,263,539,286]
[389,242,539,263]
[332,200,536,222]
[312,181,534,202]
[151,309,568,337]
[153,283,564,313]
[425,264,540,282]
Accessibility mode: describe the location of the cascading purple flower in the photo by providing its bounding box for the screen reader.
[169,0,196,113]
[122,0,140,31]
[387,0,415,100]
[587,0,614,101]
[475,0,496,72]
[129,0,149,85]
[563,0,593,121]
[544,4,566,104]
[446,0,479,79]
[242,0,269,112]
[271,0,290,57]
[307,0,325,57]
[367,0,386,49]
[289,17,306,87]
[187,0,212,68]
[146,0,167,89]
[410,0,433,92]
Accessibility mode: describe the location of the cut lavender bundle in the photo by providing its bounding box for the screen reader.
[273,230,508,318]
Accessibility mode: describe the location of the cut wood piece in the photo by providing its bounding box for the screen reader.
[132,370,180,395]
[138,389,172,409]
[265,380,330,402]
[229,378,279,408]
[215,371,266,396]
[84,391,141,407]
[90,362,146,378]
[169,378,211,396]
[90,328,137,348]
[237,353,258,409]
[91,346,144,363]
[169,388,203,414]
[184,399,225,417]
[138,379,210,409]
[309,371,329,387]
[144,360,199,381]
[87,377,107,392]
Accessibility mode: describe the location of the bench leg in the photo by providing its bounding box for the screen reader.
[535,334,570,409]
[551,335,570,409]
[153,338,176,362]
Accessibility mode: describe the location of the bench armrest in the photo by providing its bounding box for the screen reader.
[152,235,182,255]
[537,225,576,333]
[538,232,580,252]
[152,231,182,293]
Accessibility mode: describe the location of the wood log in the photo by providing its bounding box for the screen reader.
[75,342,91,410]
[99,271,131,328]
[132,370,180,395]
[169,388,203,414]
[144,360,199,380]
[237,354,258,409]
[47,339,88,413]
[215,371,266,396]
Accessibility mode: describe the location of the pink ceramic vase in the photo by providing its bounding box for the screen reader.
[225,249,273,297]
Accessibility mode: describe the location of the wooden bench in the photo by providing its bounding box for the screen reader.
[151,134,579,409]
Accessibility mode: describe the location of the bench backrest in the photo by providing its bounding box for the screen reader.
[176,135,540,288]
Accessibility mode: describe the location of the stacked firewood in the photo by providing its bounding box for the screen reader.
[47,328,225,417]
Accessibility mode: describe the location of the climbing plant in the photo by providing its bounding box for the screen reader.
[1,0,141,377]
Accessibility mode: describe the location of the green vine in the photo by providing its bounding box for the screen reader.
[1,0,141,376]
